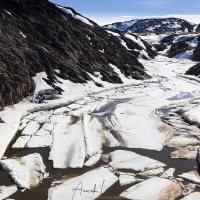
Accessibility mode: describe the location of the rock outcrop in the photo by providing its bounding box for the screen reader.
[186,63,200,77]
[0,0,150,110]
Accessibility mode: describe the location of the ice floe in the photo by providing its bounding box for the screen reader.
[21,121,40,136]
[178,171,200,184]
[105,103,167,151]
[182,105,200,127]
[108,150,166,172]
[0,185,17,200]
[49,116,85,168]
[137,168,164,178]
[120,177,182,200]
[119,174,144,186]
[47,167,118,200]
[167,136,200,148]
[84,154,101,167]
[1,153,46,189]
[181,192,200,200]
[170,146,198,159]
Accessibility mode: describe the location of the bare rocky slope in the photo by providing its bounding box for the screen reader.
[0,0,152,110]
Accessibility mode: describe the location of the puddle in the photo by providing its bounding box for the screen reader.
[103,146,199,176]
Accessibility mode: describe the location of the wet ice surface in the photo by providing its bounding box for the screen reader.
[0,56,200,199]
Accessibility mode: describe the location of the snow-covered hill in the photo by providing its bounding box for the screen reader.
[103,18,197,34]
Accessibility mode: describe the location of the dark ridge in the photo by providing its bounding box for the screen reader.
[186,63,200,76]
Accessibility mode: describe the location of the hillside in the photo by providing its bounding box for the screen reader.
[0,0,151,110]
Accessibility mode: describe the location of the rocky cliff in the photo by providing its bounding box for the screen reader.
[0,0,150,110]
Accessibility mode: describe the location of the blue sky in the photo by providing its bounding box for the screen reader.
[50,0,200,25]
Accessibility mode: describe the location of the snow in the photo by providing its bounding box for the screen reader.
[125,33,146,49]
[120,39,131,50]
[186,38,199,47]
[139,49,151,59]
[1,153,46,189]
[0,49,200,199]
[108,150,166,172]
[32,72,53,98]
[4,10,12,16]
[174,50,194,59]
[120,177,182,200]
[57,6,93,26]
[178,171,200,184]
[109,63,132,84]
[0,185,17,200]
[181,192,200,200]
[167,92,194,101]
[140,33,168,44]
[47,167,118,200]
[105,30,120,37]
[19,30,26,38]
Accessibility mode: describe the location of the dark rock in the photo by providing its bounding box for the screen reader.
[186,63,200,77]
[167,41,191,58]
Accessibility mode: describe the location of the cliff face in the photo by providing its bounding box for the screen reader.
[0,0,150,110]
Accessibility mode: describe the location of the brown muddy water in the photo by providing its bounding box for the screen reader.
[1,98,200,200]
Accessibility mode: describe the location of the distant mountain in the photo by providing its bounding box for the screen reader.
[0,0,151,110]
[103,18,198,34]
